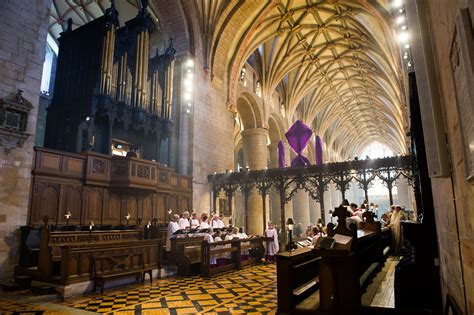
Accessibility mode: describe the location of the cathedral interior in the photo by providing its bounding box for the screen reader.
[0,0,473,314]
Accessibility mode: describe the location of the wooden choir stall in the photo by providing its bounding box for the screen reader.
[276,206,391,314]
[168,228,266,277]
[14,148,192,298]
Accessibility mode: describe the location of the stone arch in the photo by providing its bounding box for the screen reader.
[236,92,262,129]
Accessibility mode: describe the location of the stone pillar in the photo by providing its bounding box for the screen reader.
[268,142,280,223]
[309,197,321,225]
[292,190,310,227]
[324,189,333,224]
[282,141,294,223]
[242,128,268,235]
[396,178,414,212]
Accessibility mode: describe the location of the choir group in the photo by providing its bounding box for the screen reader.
[165,211,281,264]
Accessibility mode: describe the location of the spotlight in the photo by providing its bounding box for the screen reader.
[186,59,194,68]
[396,16,405,25]
[397,31,410,43]
[393,0,403,8]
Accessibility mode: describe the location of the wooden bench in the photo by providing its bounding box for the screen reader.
[92,251,152,294]
[276,247,321,313]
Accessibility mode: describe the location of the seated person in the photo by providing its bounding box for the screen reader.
[311,226,326,247]
[166,214,180,252]
[294,223,303,238]
[303,225,313,239]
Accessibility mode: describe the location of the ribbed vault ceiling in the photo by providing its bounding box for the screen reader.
[47,0,409,158]
[218,0,408,156]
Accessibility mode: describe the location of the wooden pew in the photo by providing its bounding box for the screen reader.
[201,237,264,277]
[275,207,390,314]
[276,247,321,314]
[59,239,161,286]
[315,206,389,314]
[37,226,143,280]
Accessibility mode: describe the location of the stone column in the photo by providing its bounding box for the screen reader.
[282,141,294,223]
[292,190,310,227]
[242,128,268,235]
[268,142,280,223]
[309,197,321,225]
[323,189,333,224]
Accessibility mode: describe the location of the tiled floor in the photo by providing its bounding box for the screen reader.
[0,264,277,314]
[0,258,397,314]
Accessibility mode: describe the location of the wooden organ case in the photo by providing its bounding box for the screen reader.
[44,1,175,161]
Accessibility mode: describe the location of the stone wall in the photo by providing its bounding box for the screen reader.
[423,0,474,312]
[0,0,51,281]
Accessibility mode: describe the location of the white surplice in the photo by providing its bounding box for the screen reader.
[166,221,180,251]
[179,217,190,230]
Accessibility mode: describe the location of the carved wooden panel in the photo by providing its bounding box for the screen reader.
[180,197,190,213]
[86,155,110,184]
[85,189,103,223]
[63,157,84,176]
[41,153,61,171]
[142,195,153,222]
[179,177,190,189]
[170,174,178,187]
[122,194,138,224]
[156,194,166,223]
[106,193,121,223]
[36,184,60,223]
[62,186,82,225]
[168,195,178,214]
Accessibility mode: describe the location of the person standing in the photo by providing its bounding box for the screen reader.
[390,205,407,255]
[200,213,210,229]
[190,212,200,228]
[179,211,190,230]
[265,222,279,262]
[294,223,303,238]
[166,214,180,252]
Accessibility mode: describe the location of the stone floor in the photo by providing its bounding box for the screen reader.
[0,259,398,314]
[0,264,277,314]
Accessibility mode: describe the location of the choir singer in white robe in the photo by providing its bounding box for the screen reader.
[179,211,190,230]
[265,222,279,262]
[166,214,180,252]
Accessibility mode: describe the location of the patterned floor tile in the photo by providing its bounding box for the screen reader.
[0,264,278,314]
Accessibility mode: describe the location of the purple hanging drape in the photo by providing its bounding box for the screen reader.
[315,135,324,166]
[285,120,312,167]
[278,140,285,168]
